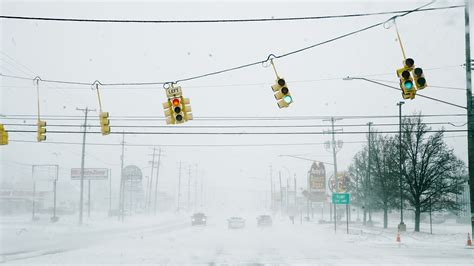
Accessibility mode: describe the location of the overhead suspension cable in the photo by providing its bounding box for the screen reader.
[0,5,461,24]
[0,1,440,87]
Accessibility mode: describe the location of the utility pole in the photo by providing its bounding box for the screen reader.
[464,0,474,236]
[270,165,273,211]
[200,170,204,209]
[324,117,342,233]
[367,122,373,225]
[52,164,58,222]
[118,131,125,221]
[194,164,198,211]
[148,147,156,211]
[76,107,94,225]
[397,101,406,231]
[153,147,162,214]
[109,168,112,215]
[279,171,284,214]
[177,161,182,211]
[187,165,191,212]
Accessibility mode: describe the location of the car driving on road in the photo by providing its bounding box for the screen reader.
[227,217,245,229]
[257,215,272,227]
[191,212,207,226]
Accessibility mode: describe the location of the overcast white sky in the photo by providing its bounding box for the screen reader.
[0,0,470,210]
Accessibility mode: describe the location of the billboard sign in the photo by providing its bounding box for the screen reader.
[308,162,326,192]
[71,168,108,180]
[122,165,143,181]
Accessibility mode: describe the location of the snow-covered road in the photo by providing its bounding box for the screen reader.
[2,213,473,265]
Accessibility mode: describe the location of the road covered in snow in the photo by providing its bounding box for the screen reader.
[1,212,473,264]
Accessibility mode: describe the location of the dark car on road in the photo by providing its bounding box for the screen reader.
[191,212,207,226]
[257,215,272,227]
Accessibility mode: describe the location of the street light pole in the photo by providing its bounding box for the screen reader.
[397,101,406,231]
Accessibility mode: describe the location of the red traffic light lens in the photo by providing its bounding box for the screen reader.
[172,98,180,106]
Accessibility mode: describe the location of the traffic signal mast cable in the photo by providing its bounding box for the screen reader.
[0,1,440,87]
[345,77,467,110]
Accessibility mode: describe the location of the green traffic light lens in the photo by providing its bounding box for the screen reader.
[283,95,293,104]
[404,81,413,90]
[417,77,426,86]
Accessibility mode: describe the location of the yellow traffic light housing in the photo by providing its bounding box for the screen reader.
[182,97,193,121]
[397,58,416,100]
[37,120,46,142]
[0,124,8,145]
[100,112,111,135]
[272,78,293,108]
[413,67,427,90]
[163,84,192,125]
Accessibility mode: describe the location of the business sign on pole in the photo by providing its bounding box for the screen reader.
[71,168,108,180]
[328,172,350,193]
[122,165,143,181]
[308,162,326,192]
[304,162,326,202]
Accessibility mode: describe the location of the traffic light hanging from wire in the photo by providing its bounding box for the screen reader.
[0,124,8,145]
[272,78,293,108]
[99,112,111,135]
[36,120,46,142]
[396,58,428,99]
[163,84,193,124]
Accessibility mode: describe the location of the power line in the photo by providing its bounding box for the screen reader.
[0,64,464,91]
[8,135,467,148]
[7,129,468,135]
[0,2,439,87]
[0,5,461,24]
[2,121,469,128]
[345,77,467,109]
[1,113,467,121]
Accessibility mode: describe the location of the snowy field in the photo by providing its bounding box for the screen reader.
[1,212,473,265]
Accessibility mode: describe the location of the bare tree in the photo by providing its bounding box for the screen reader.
[369,133,399,229]
[401,115,466,232]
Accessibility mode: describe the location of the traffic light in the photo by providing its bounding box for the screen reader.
[163,100,173,125]
[100,112,110,135]
[396,58,416,100]
[182,97,193,122]
[413,67,427,90]
[271,78,293,108]
[0,124,8,145]
[171,97,185,124]
[163,96,193,124]
[36,120,46,142]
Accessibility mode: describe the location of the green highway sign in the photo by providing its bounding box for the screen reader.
[332,193,350,204]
